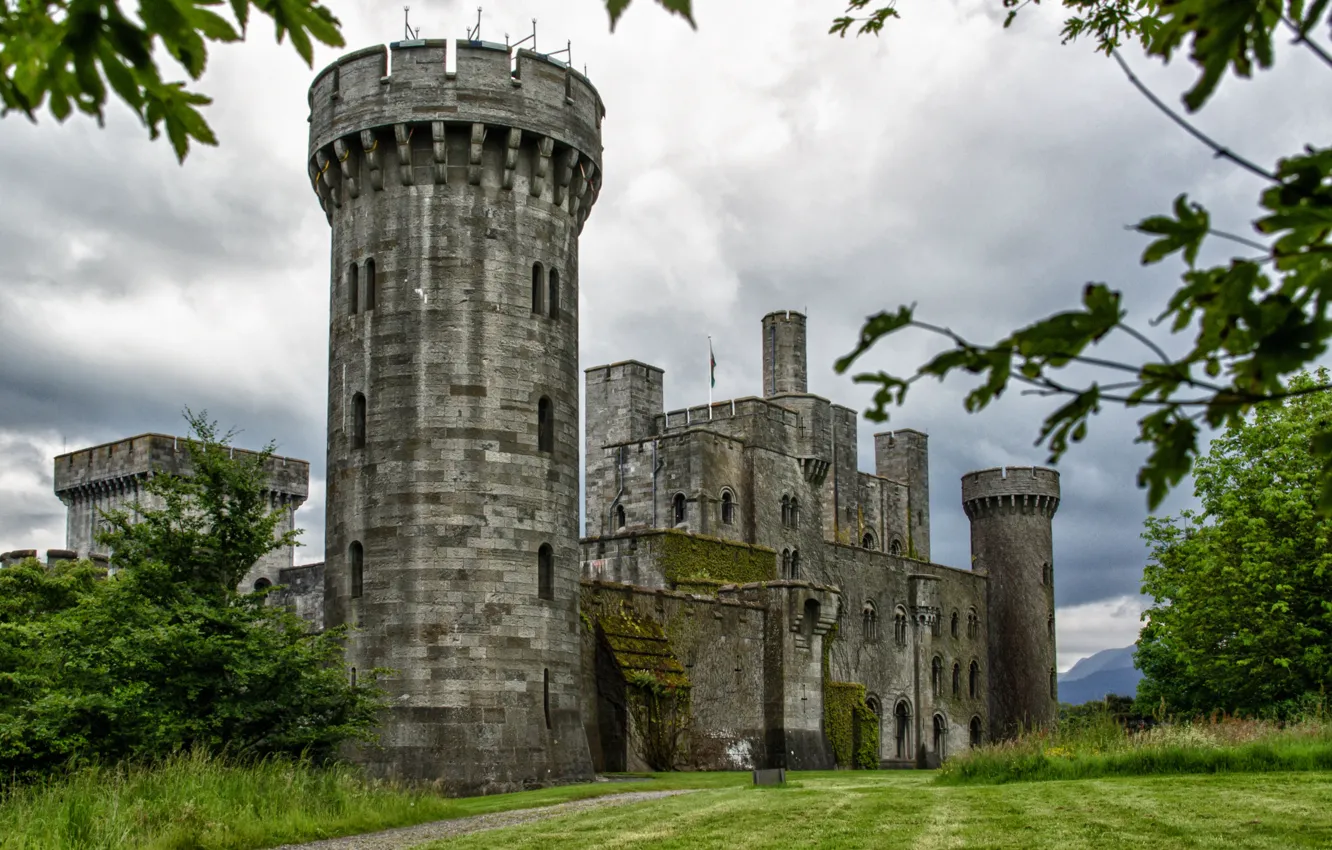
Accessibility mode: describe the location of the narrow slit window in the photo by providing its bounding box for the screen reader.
[348,262,359,315]
[537,396,554,453]
[548,268,560,319]
[364,258,376,310]
[969,661,980,698]
[531,262,544,313]
[538,543,554,600]
[349,541,364,598]
[615,504,626,529]
[543,668,551,729]
[351,392,367,450]
[931,656,943,695]
[790,549,800,580]
[673,493,686,525]
[782,548,791,579]
[952,662,961,697]
[721,491,734,525]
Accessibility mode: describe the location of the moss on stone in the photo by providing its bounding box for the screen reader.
[657,529,775,588]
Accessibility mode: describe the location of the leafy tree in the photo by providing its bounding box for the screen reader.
[606,0,1332,512]
[0,413,382,783]
[0,1,344,160]
[1135,369,1332,717]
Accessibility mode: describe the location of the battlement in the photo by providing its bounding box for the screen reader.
[53,433,309,501]
[961,466,1060,518]
[584,360,665,383]
[660,396,800,432]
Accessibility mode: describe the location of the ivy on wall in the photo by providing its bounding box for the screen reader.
[821,623,880,770]
[657,530,776,588]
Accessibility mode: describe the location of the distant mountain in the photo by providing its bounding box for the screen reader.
[1058,645,1142,705]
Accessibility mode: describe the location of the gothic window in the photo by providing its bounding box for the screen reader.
[931,656,942,695]
[538,543,554,600]
[531,262,544,313]
[673,493,686,525]
[970,716,983,748]
[933,714,948,760]
[894,701,911,759]
[347,262,359,315]
[351,392,367,450]
[862,602,878,643]
[349,541,364,599]
[253,577,272,591]
[548,268,560,319]
[537,396,553,453]
[931,615,942,638]
[790,497,800,528]
[967,608,980,639]
[780,495,790,526]
[894,606,908,646]
[615,504,626,530]
[969,660,980,699]
[889,538,903,556]
[862,532,875,549]
[721,490,735,525]
[951,610,959,638]
[364,258,376,310]
[790,549,800,580]
[782,548,791,578]
[952,662,961,697]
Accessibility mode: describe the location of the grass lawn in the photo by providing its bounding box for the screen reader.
[427,771,1332,850]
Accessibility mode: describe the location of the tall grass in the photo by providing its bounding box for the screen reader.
[937,713,1332,785]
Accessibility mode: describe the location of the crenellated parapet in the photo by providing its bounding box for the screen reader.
[306,39,604,230]
[961,466,1060,520]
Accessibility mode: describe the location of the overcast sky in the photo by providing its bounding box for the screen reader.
[1,0,1327,670]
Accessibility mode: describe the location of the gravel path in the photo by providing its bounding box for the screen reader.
[268,789,694,850]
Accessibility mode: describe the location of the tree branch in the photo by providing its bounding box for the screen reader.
[1284,16,1332,71]
[1110,50,1278,182]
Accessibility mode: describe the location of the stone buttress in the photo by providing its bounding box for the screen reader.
[308,38,603,791]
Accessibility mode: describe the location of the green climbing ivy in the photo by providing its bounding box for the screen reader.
[821,623,880,769]
[658,529,775,588]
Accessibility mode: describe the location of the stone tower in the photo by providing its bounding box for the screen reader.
[307,38,603,791]
[962,466,1059,738]
[762,310,807,396]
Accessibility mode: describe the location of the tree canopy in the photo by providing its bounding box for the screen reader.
[0,413,381,782]
[1135,369,1332,718]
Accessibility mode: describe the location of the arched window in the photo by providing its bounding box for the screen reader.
[931,656,942,695]
[970,716,983,748]
[952,662,961,697]
[1050,668,1058,700]
[802,598,820,640]
[931,615,942,638]
[894,701,911,759]
[537,396,553,453]
[967,608,980,639]
[673,493,686,524]
[933,714,948,760]
[790,549,800,580]
[253,577,272,591]
[780,495,790,526]
[531,262,544,313]
[721,490,735,525]
[781,548,791,578]
[364,258,376,310]
[862,602,877,643]
[862,532,875,549]
[538,543,554,600]
[347,262,359,315]
[349,541,364,598]
[951,610,959,638]
[351,392,367,450]
[548,268,560,319]
[789,497,800,528]
[889,538,902,556]
[894,606,908,646]
[969,660,980,698]
[615,504,626,529]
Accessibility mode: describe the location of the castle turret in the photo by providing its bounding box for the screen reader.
[310,38,604,790]
[874,429,930,560]
[762,310,807,397]
[962,466,1059,739]
[583,360,664,536]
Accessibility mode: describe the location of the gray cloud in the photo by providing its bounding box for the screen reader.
[2,0,1326,665]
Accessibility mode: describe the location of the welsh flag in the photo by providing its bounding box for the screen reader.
[709,338,716,389]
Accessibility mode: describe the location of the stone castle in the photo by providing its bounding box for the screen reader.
[4,36,1062,795]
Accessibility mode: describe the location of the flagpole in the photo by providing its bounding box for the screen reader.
[707,335,713,419]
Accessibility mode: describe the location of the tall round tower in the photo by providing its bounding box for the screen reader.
[762,310,807,397]
[961,466,1060,739]
[307,38,603,791]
